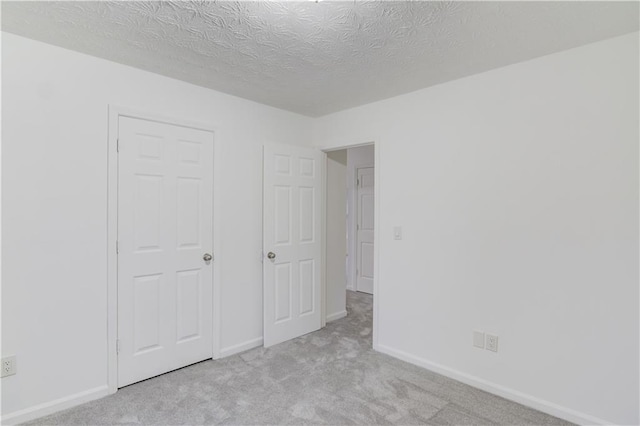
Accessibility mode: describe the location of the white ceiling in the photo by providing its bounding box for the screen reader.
[2,1,638,117]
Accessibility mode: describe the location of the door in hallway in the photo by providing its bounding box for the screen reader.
[263,144,324,347]
[356,167,374,294]
[117,116,214,387]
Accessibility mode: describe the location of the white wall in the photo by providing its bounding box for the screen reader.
[313,33,639,426]
[1,33,311,422]
[325,150,348,321]
[346,145,375,291]
[3,30,638,426]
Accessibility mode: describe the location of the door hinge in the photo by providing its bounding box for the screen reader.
[116,339,121,354]
[116,240,119,254]
[116,138,120,153]
[357,178,360,187]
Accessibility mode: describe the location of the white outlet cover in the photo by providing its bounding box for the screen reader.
[486,334,499,352]
[473,331,485,349]
[1,356,17,378]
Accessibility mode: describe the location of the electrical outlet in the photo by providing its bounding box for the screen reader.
[486,334,499,352]
[473,331,485,349]
[1,356,17,378]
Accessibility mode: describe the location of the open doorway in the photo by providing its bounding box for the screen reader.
[325,145,375,335]
[262,142,375,348]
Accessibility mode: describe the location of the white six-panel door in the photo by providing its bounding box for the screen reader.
[263,144,324,347]
[356,167,375,294]
[117,116,214,387]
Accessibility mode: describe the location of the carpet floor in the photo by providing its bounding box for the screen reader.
[28,291,572,425]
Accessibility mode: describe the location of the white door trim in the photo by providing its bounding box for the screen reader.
[373,141,380,350]
[107,105,221,394]
[321,140,379,350]
[321,155,327,329]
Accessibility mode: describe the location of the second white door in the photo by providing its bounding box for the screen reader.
[356,167,374,294]
[263,144,324,347]
[117,116,214,387]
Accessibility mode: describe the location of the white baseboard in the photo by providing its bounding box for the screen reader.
[375,344,614,426]
[1,385,109,425]
[326,310,347,322]
[219,336,263,358]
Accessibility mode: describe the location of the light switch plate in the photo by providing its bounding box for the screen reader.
[393,226,402,240]
[473,331,485,349]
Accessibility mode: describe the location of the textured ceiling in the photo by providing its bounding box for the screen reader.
[2,1,638,116]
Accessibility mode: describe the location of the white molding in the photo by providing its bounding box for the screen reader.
[109,105,218,133]
[219,337,263,358]
[0,385,110,425]
[326,310,347,322]
[107,106,118,395]
[318,139,378,153]
[372,139,381,350]
[106,105,221,389]
[211,125,223,360]
[321,151,328,329]
[376,344,614,426]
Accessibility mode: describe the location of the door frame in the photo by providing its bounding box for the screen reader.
[106,105,221,394]
[321,141,380,349]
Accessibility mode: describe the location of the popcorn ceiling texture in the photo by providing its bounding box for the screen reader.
[2,1,638,116]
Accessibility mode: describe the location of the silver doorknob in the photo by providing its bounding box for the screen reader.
[267,252,276,260]
[203,253,213,262]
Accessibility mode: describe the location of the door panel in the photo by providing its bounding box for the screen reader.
[275,263,292,323]
[176,178,201,247]
[299,259,315,316]
[264,145,323,347]
[176,269,201,342]
[118,116,213,387]
[356,167,375,294]
[133,274,162,353]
